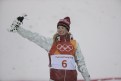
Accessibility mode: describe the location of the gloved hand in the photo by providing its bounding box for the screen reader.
[9,19,21,32]
[8,14,27,32]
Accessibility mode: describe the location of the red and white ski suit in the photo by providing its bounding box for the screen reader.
[17,27,90,81]
[49,39,77,81]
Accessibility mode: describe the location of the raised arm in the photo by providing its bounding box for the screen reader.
[17,27,53,52]
[9,16,53,52]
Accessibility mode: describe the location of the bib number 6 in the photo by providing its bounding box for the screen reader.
[62,60,67,68]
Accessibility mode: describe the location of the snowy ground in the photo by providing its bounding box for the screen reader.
[0,0,121,81]
[0,79,121,81]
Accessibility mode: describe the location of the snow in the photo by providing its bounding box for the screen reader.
[0,0,121,80]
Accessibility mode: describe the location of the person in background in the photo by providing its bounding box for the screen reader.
[10,16,91,81]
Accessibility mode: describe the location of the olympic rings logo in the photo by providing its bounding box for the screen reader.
[56,44,73,52]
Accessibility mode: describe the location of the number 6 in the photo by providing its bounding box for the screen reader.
[62,60,67,68]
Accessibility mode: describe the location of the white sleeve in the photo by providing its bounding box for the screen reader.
[75,42,91,81]
[17,27,53,52]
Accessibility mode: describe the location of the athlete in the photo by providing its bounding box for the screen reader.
[10,16,91,81]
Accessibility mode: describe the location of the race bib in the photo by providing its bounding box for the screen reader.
[50,55,76,70]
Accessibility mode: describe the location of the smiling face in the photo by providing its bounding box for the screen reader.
[57,25,68,35]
